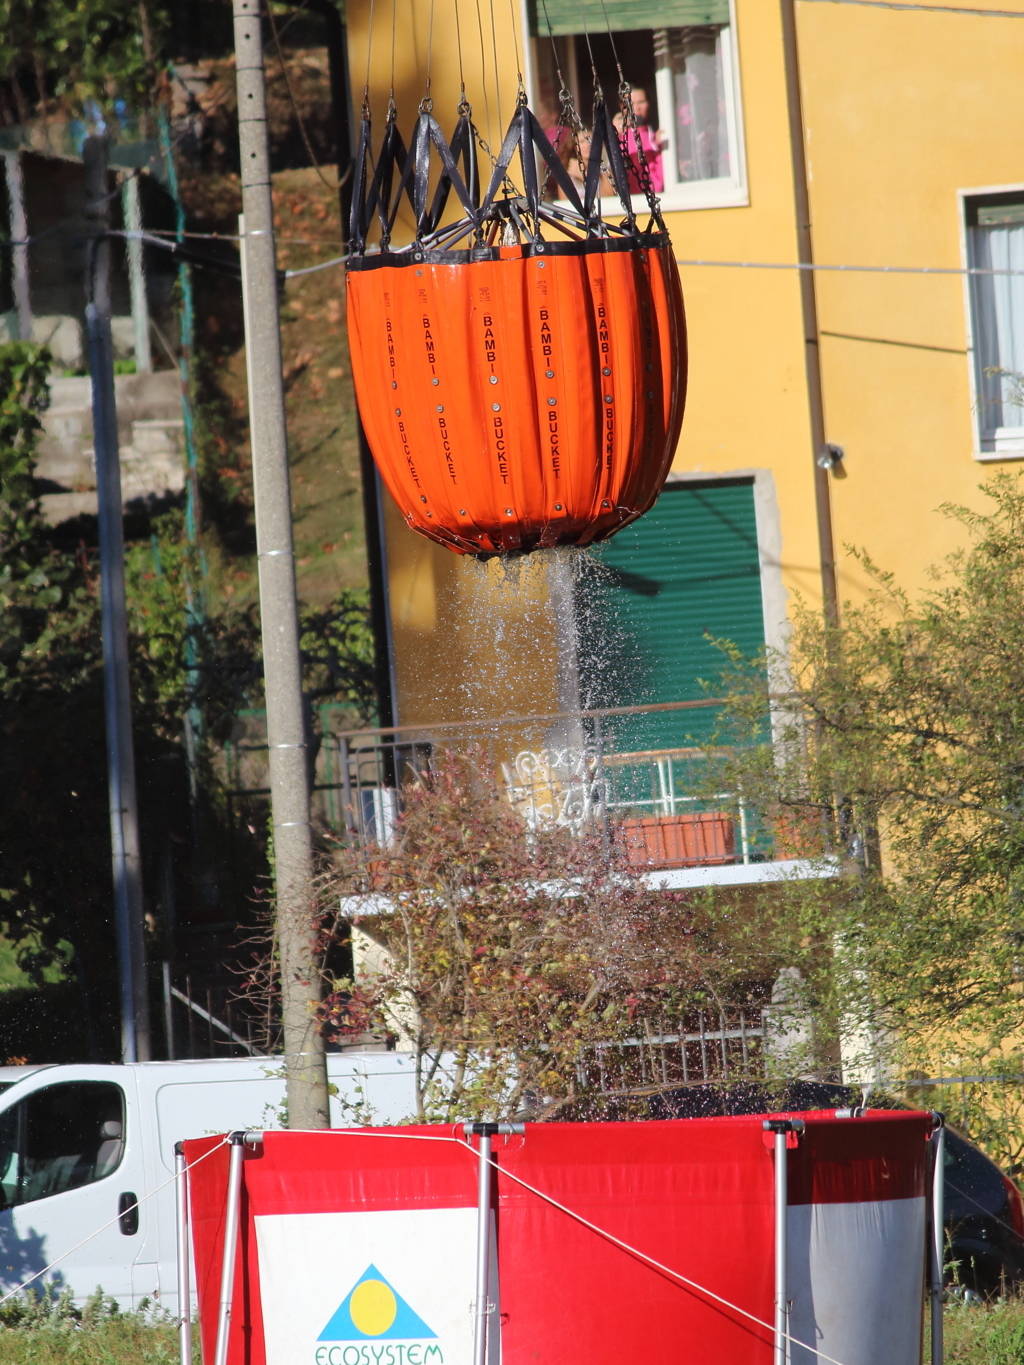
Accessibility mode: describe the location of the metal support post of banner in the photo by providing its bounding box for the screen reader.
[175,1145,193,1365]
[929,1114,946,1365]
[764,1119,804,1365]
[214,1132,264,1365]
[464,1122,525,1365]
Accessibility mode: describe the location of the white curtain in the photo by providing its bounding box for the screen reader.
[971,219,1024,434]
[670,28,727,182]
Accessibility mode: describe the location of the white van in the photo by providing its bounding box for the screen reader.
[0,1052,419,1315]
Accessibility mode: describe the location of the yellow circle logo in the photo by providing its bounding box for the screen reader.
[349,1279,398,1337]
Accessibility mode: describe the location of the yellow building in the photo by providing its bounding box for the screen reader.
[342,0,1023,720]
[332,1,1024,1106]
[336,0,1024,912]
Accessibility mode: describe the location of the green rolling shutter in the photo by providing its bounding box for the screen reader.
[528,1,729,35]
[577,479,765,752]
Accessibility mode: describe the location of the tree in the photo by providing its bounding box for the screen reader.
[0,1,171,128]
[712,476,1024,1170]
[0,346,376,1057]
[0,343,109,990]
[312,750,748,1123]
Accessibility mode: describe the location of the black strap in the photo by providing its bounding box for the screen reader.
[348,115,373,251]
[424,113,479,232]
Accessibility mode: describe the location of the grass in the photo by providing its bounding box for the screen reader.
[1,1295,1022,1363]
[0,1290,188,1363]
[942,1296,1024,1363]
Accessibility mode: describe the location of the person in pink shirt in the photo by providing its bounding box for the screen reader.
[614,87,668,194]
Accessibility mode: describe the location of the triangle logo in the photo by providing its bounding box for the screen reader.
[319,1264,438,1342]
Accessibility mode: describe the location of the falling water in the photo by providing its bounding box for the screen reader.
[400,544,632,744]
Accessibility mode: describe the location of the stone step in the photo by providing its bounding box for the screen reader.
[131,418,185,456]
[38,443,186,524]
[47,374,94,410]
[45,368,182,416]
[35,451,95,487]
[38,490,98,523]
[35,368,186,523]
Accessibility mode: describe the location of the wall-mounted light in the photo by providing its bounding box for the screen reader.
[816,443,845,471]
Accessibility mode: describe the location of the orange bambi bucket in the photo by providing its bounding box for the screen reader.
[346,101,687,557]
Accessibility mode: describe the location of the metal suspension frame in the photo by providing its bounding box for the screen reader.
[764,1118,804,1365]
[174,1145,194,1365]
[348,93,666,262]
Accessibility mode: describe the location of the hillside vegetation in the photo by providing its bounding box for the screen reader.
[191,161,368,612]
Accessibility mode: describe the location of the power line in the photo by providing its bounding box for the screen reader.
[282,252,1024,280]
[282,252,348,277]
[799,0,1024,16]
[4,224,1021,280]
[675,256,1024,277]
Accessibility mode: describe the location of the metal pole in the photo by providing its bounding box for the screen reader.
[930,1115,946,1365]
[472,1129,492,1365]
[121,174,152,373]
[84,134,151,1063]
[764,1118,802,1365]
[232,0,328,1129]
[774,1128,788,1365]
[464,1122,523,1365]
[174,1144,193,1365]
[163,959,176,1061]
[213,1134,249,1365]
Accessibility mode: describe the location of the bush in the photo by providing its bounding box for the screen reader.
[0,1286,186,1363]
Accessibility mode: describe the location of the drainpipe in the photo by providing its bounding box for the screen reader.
[779,0,840,630]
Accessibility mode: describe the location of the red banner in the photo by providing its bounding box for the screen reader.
[185,1111,930,1365]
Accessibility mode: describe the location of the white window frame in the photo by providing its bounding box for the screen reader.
[521,0,748,215]
[959,182,1024,461]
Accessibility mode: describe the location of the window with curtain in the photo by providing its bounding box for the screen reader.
[966,192,1024,454]
[527,1,746,209]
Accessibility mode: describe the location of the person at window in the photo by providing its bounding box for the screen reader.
[613,87,668,195]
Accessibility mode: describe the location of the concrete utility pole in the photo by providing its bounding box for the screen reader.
[232,0,329,1128]
[84,134,152,1062]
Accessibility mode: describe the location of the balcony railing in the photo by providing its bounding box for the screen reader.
[223,700,836,875]
[319,700,782,872]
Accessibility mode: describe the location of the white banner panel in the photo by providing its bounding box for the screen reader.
[788,1196,927,1365]
[255,1207,494,1365]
